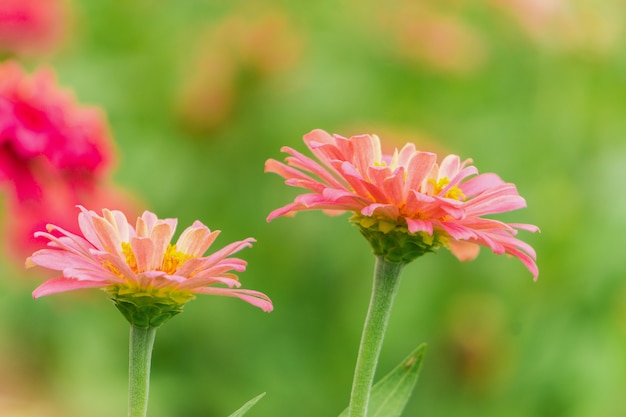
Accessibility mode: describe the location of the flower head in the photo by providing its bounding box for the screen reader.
[266,129,538,278]
[0,60,113,201]
[27,206,273,327]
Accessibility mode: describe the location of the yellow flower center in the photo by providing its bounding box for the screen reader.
[121,242,193,275]
[429,177,466,201]
[121,242,137,272]
[161,244,193,275]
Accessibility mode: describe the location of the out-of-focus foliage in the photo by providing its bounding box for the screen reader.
[1,0,626,416]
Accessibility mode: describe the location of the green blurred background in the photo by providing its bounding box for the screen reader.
[2,0,626,416]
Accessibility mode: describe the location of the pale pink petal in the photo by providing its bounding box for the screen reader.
[438,154,461,179]
[150,222,176,266]
[362,203,400,219]
[404,151,437,197]
[441,166,478,195]
[34,227,93,257]
[103,209,130,242]
[194,287,273,312]
[267,193,356,221]
[176,223,219,257]
[304,129,341,159]
[351,134,380,174]
[321,188,366,205]
[265,159,328,193]
[77,207,104,250]
[131,237,155,273]
[176,274,242,290]
[138,211,158,236]
[460,173,505,198]
[396,142,417,166]
[340,161,386,201]
[135,216,149,238]
[367,165,393,189]
[91,216,123,256]
[441,222,478,241]
[63,267,123,283]
[282,145,345,188]
[28,248,98,271]
[332,134,355,161]
[382,168,405,205]
[200,239,255,269]
[33,277,108,298]
[266,203,302,221]
[465,193,527,216]
[509,223,541,233]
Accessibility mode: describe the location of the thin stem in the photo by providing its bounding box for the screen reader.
[128,325,157,417]
[348,256,405,417]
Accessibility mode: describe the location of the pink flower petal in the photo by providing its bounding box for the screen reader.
[405,218,434,235]
[150,222,176,267]
[194,287,273,312]
[176,223,219,257]
[131,237,156,273]
[33,277,107,298]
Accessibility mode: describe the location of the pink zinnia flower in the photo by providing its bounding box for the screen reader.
[266,129,538,278]
[27,207,273,326]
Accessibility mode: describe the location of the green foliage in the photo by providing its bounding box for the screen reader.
[339,343,427,417]
[228,393,266,417]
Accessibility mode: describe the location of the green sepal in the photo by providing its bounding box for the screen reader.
[339,343,427,417]
[352,215,442,264]
[105,287,194,328]
[228,392,266,417]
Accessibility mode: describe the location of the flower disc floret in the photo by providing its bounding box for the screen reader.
[27,206,273,327]
[266,129,539,277]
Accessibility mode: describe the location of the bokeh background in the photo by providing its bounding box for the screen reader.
[1,0,626,416]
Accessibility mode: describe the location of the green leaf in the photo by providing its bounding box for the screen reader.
[339,343,427,417]
[228,392,266,417]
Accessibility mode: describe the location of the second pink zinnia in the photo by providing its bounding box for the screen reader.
[266,129,538,278]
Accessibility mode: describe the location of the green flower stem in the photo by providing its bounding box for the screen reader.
[348,256,405,417]
[128,325,157,417]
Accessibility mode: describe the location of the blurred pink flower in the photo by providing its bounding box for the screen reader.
[266,129,538,278]
[0,0,68,56]
[0,61,132,259]
[0,60,113,201]
[27,207,273,323]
